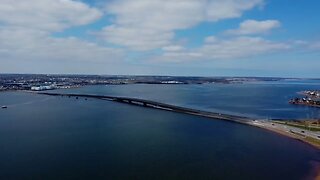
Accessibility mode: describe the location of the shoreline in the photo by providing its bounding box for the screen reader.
[251,125,320,179]
[291,91,320,108]
[33,92,320,179]
[3,91,320,179]
[290,101,320,108]
[33,92,320,150]
[252,122,320,149]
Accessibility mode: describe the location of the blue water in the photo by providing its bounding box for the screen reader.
[52,81,320,119]
[0,81,320,179]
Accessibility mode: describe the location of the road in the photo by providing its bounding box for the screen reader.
[250,120,320,140]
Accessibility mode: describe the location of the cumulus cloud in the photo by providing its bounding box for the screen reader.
[162,45,185,52]
[99,25,174,51]
[200,36,289,58]
[0,27,124,62]
[0,0,122,63]
[225,19,281,35]
[99,0,264,50]
[158,36,289,62]
[0,0,102,32]
[0,0,312,74]
[205,0,264,21]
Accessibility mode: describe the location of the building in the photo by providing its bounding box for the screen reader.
[31,85,54,91]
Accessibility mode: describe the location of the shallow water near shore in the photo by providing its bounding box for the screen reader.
[0,83,320,179]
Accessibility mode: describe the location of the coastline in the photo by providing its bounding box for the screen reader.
[2,90,320,179]
[254,126,320,179]
[290,102,320,108]
[291,91,320,108]
[252,122,320,149]
[34,92,320,150]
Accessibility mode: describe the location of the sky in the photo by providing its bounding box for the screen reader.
[0,0,319,78]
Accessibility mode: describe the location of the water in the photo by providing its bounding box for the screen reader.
[0,81,320,179]
[52,80,320,119]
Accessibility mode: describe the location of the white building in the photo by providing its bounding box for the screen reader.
[31,85,54,91]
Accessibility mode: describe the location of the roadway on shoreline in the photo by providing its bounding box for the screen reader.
[250,120,320,140]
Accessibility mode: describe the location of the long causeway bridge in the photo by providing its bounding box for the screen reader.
[32,92,320,148]
[37,92,255,124]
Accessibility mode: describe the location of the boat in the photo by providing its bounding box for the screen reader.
[1,106,7,109]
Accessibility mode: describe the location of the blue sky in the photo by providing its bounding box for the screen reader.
[0,0,319,77]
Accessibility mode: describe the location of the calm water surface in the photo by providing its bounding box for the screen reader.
[0,81,320,179]
[53,80,320,119]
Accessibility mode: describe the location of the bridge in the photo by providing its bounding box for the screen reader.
[30,92,320,148]
[37,92,254,125]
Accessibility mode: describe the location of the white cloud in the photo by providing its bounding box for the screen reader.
[0,27,124,63]
[0,0,103,32]
[0,0,312,75]
[0,0,124,64]
[226,19,281,35]
[106,0,205,30]
[155,36,289,62]
[99,0,264,50]
[99,25,174,51]
[162,45,185,52]
[200,36,289,59]
[205,0,264,21]
[204,36,218,43]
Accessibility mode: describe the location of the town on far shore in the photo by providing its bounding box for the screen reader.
[1,74,319,109]
[290,90,320,108]
[0,74,288,91]
[1,74,320,148]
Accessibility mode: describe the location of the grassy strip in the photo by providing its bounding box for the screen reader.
[304,137,320,148]
[273,121,320,132]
